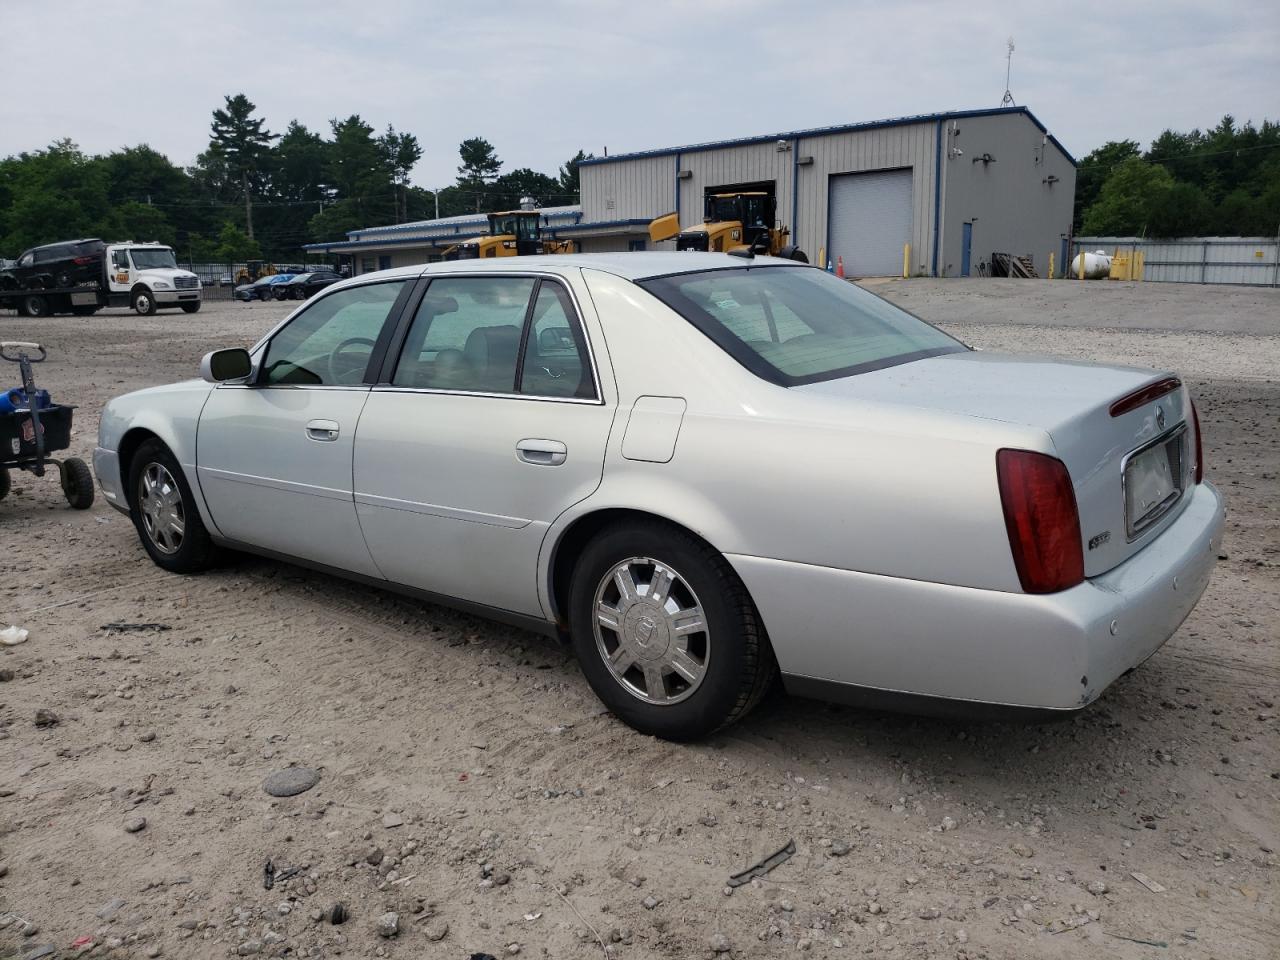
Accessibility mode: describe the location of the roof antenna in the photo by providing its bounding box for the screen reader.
[1000,37,1016,106]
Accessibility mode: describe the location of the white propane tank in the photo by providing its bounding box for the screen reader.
[1069,249,1113,279]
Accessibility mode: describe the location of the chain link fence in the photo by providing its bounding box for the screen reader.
[179,260,346,300]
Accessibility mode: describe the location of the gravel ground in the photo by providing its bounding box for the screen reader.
[1,278,1277,960]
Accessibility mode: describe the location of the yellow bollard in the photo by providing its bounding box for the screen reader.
[1048,252,1055,280]
[903,243,910,279]
[1078,249,1085,280]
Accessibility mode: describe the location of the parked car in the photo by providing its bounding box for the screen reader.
[275,270,343,300]
[93,254,1224,740]
[0,238,105,290]
[233,274,295,301]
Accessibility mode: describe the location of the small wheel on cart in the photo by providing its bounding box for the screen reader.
[0,467,9,501]
[60,457,95,509]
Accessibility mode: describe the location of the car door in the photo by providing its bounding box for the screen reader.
[196,278,412,576]
[353,273,614,617]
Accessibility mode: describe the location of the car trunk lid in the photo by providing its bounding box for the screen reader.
[794,350,1196,578]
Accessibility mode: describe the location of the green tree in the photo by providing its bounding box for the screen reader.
[0,140,116,252]
[557,149,593,202]
[378,125,423,223]
[213,220,261,262]
[1072,140,1140,231]
[208,94,277,240]
[457,137,502,211]
[1081,158,1175,236]
[274,120,329,201]
[490,168,563,211]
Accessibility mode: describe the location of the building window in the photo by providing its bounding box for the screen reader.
[378,255,392,271]
[360,257,375,274]
[628,239,647,252]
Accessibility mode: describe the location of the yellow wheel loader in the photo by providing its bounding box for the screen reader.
[648,193,808,261]
[444,210,577,260]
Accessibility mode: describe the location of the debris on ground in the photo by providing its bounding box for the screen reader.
[99,622,171,632]
[33,708,58,728]
[726,839,797,888]
[1,625,29,645]
[1130,872,1167,894]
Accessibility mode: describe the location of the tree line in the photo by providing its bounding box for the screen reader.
[0,93,592,262]
[1075,115,1280,237]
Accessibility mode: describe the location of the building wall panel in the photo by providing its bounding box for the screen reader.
[940,113,1075,277]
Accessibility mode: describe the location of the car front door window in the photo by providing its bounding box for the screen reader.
[262,281,407,386]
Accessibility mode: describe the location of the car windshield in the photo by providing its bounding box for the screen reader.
[128,248,178,270]
[637,266,966,386]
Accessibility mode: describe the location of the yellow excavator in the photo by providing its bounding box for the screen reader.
[444,210,577,260]
[648,192,808,261]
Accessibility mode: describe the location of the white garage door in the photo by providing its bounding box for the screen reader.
[828,169,914,277]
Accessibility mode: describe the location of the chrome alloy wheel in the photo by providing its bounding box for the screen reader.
[137,462,185,555]
[593,557,709,705]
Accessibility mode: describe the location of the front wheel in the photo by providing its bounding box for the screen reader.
[60,457,95,509]
[568,520,776,740]
[127,439,218,572]
[132,288,157,316]
[180,301,201,314]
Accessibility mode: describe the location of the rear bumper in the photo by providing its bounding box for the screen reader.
[729,481,1225,713]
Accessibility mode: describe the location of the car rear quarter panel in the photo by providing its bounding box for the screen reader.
[563,269,1046,599]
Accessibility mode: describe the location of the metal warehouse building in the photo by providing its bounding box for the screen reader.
[311,105,1076,279]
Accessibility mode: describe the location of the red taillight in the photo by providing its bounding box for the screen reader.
[996,449,1085,594]
[1191,400,1204,484]
[73,256,96,265]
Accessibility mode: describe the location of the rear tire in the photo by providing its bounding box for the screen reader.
[180,302,201,314]
[568,520,776,740]
[127,439,218,573]
[61,457,95,509]
[20,294,50,318]
[0,467,9,501]
[132,288,157,316]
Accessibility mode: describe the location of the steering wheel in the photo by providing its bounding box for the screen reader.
[327,336,376,383]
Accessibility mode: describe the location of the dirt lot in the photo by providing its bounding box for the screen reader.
[1,279,1277,960]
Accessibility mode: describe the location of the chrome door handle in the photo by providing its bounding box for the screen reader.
[305,419,340,442]
[516,439,567,466]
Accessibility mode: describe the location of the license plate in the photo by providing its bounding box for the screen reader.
[1125,428,1185,538]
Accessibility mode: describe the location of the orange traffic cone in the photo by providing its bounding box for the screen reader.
[835,255,845,278]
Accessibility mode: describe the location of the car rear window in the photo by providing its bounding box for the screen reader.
[637,265,966,386]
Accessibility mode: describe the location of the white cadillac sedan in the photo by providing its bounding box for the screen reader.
[95,254,1224,740]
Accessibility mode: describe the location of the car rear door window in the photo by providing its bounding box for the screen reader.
[391,277,535,393]
[262,280,407,386]
[519,282,596,399]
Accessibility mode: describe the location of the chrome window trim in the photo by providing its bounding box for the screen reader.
[388,270,604,404]
[1120,422,1189,542]
[369,384,602,405]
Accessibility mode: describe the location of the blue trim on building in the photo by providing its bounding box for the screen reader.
[303,217,654,253]
[791,137,800,238]
[674,153,681,218]
[578,106,1077,168]
[931,118,943,277]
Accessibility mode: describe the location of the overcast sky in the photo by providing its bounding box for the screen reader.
[3,0,1277,191]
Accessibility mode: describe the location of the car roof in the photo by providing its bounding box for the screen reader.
[353,252,802,286]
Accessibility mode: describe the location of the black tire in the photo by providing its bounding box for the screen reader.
[273,286,287,301]
[568,519,776,740]
[180,301,201,314]
[132,288,157,316]
[0,467,9,501]
[54,271,73,288]
[293,286,306,300]
[20,294,50,318]
[778,245,809,263]
[127,439,218,573]
[61,457,95,509]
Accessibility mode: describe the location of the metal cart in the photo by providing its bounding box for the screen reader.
[0,341,94,509]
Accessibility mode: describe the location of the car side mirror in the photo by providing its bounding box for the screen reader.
[200,348,253,383]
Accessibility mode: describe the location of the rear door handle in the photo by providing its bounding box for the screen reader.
[306,419,340,442]
[516,438,567,466]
